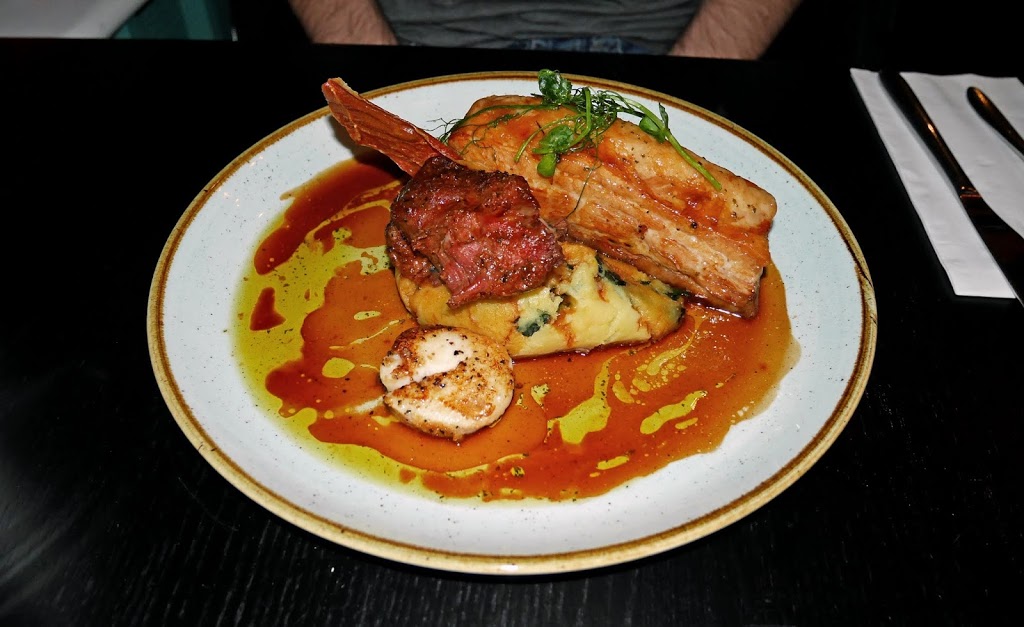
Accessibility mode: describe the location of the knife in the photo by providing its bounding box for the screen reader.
[879,70,1024,306]
[966,86,1024,162]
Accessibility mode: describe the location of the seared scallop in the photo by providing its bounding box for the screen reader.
[379,326,515,441]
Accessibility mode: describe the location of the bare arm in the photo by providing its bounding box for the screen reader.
[288,0,398,45]
[669,0,803,59]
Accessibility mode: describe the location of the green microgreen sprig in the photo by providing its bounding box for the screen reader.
[532,69,721,189]
[440,69,721,190]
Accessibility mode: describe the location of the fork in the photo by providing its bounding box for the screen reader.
[967,86,1024,161]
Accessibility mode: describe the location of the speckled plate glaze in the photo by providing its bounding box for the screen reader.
[147,72,877,575]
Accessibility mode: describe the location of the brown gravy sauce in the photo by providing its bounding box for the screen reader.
[234,155,799,502]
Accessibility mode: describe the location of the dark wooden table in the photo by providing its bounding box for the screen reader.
[1,38,1021,626]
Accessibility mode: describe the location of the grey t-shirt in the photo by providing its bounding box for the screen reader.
[376,0,702,54]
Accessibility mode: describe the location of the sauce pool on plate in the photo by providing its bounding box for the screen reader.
[234,155,799,502]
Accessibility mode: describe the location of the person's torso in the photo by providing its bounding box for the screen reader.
[377,0,702,53]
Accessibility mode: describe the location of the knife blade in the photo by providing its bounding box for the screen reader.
[879,70,1024,306]
[966,86,1024,162]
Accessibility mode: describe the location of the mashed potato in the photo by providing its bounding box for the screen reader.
[395,242,685,357]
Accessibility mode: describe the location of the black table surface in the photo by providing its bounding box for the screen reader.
[1,38,1022,626]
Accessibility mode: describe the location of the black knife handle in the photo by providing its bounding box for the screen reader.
[967,86,1024,159]
[879,71,977,195]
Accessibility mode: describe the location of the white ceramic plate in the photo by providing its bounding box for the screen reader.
[148,72,877,575]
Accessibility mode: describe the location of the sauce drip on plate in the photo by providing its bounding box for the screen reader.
[234,155,799,502]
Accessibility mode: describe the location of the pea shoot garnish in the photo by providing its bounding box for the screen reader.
[440,69,721,190]
[529,70,721,189]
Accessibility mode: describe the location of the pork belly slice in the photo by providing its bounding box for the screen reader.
[387,156,564,307]
[446,95,778,318]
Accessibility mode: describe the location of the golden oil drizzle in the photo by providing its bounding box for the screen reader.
[234,158,799,503]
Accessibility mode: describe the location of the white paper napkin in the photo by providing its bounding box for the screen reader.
[851,68,1024,299]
